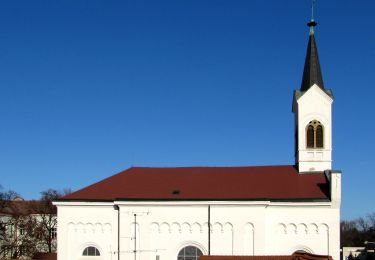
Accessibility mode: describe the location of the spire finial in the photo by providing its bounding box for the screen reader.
[307,0,317,34]
[300,0,325,92]
[311,0,316,21]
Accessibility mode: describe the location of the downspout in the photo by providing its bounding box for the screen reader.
[208,205,211,255]
[134,214,137,260]
[114,205,120,260]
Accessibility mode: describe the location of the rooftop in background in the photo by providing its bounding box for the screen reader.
[32,253,57,260]
[0,200,56,215]
[61,165,330,201]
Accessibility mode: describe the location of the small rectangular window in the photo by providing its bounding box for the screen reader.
[51,227,57,239]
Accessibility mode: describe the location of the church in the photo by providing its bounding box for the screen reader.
[54,17,341,260]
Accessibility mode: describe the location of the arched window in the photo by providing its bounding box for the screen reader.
[316,125,323,148]
[306,125,314,148]
[83,246,100,256]
[306,120,324,148]
[177,246,203,260]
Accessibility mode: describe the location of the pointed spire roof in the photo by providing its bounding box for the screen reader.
[300,20,325,91]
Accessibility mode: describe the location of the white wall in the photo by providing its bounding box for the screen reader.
[56,199,340,260]
[56,203,118,260]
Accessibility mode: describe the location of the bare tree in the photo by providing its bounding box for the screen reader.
[0,189,21,257]
[357,217,370,232]
[30,189,63,253]
[0,188,19,210]
[0,197,38,258]
[341,214,375,247]
[367,213,375,228]
[1,188,71,258]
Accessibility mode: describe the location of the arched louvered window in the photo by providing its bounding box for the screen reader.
[306,120,324,148]
[306,125,315,148]
[316,125,323,148]
[83,246,100,256]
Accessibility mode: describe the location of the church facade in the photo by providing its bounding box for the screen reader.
[54,19,341,260]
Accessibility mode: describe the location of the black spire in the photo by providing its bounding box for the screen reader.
[300,19,325,91]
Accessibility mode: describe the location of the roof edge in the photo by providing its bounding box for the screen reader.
[56,198,330,203]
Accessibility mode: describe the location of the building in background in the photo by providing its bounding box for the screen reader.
[0,198,57,259]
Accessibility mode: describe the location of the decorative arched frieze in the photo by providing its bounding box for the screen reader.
[318,223,330,255]
[276,223,287,234]
[244,222,254,231]
[276,222,324,235]
[213,222,223,233]
[224,222,233,232]
[308,223,319,234]
[287,223,297,234]
[202,222,210,234]
[150,222,160,233]
[160,222,171,233]
[318,223,329,233]
[68,222,75,232]
[192,222,202,233]
[77,222,84,233]
[171,222,181,233]
[181,222,192,233]
[244,223,255,256]
[297,223,308,235]
[94,223,102,234]
[86,223,94,234]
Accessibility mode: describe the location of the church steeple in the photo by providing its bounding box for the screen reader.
[293,7,334,173]
[300,19,325,91]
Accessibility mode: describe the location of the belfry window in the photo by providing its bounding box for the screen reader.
[306,120,324,148]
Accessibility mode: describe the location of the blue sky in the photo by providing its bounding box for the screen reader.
[0,1,374,220]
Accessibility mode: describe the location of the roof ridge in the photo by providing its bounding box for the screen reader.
[129,165,295,170]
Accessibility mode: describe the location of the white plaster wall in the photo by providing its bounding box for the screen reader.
[266,204,340,259]
[55,201,340,260]
[295,84,333,172]
[56,203,117,260]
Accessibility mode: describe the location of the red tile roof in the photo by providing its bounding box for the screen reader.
[201,256,293,260]
[200,252,333,260]
[62,165,330,201]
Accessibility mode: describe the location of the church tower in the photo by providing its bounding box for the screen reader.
[292,18,334,173]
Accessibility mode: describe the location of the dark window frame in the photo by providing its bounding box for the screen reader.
[177,246,203,260]
[305,120,324,149]
[82,246,100,256]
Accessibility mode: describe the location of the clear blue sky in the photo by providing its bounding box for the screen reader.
[0,1,374,220]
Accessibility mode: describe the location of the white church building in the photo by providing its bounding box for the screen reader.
[54,18,341,260]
